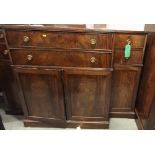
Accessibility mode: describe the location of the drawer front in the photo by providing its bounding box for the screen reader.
[10,50,111,68]
[114,50,144,65]
[115,34,146,48]
[0,44,9,60]
[0,31,5,42]
[6,30,112,49]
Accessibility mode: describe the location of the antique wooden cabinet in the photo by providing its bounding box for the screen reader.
[135,33,155,130]
[0,25,147,128]
[0,29,22,114]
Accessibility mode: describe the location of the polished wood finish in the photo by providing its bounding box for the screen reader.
[110,65,141,117]
[10,49,112,68]
[6,30,112,49]
[63,68,112,127]
[114,34,146,48]
[135,33,155,129]
[2,61,22,114]
[114,50,144,65]
[15,67,66,127]
[145,94,155,129]
[0,29,22,114]
[110,33,147,118]
[6,28,113,128]
[0,25,148,128]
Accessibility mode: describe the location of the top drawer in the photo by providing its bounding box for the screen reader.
[114,34,147,48]
[6,30,112,49]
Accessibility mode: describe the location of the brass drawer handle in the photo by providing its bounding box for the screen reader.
[0,33,4,39]
[90,38,96,45]
[27,54,33,61]
[23,36,30,43]
[90,57,96,63]
[3,50,9,55]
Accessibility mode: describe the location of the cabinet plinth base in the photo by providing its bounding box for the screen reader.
[24,119,66,128]
[24,119,109,129]
[110,111,136,118]
[66,120,109,129]
[135,109,144,130]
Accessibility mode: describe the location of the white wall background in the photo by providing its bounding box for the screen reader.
[86,24,145,31]
[106,24,145,30]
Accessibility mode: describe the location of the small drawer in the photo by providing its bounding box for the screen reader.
[10,50,112,68]
[114,50,144,65]
[6,30,112,49]
[115,34,146,48]
[0,44,9,60]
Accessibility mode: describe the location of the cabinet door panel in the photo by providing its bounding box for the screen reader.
[111,65,141,115]
[0,60,22,114]
[15,68,65,121]
[63,68,112,121]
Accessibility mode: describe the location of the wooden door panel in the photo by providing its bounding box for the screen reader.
[15,68,65,120]
[64,68,112,121]
[111,65,141,113]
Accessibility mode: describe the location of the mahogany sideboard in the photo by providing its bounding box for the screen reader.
[0,25,147,128]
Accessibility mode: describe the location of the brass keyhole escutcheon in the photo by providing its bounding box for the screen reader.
[90,57,96,63]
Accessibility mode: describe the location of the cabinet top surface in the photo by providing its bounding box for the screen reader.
[0,24,147,34]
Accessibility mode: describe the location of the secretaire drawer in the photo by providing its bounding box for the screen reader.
[6,30,112,49]
[114,34,146,48]
[114,50,144,65]
[10,50,112,68]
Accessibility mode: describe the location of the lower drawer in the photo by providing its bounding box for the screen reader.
[114,50,144,65]
[10,50,112,68]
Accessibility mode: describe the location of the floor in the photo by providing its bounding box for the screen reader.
[0,108,138,130]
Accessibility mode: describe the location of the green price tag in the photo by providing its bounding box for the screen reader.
[124,44,131,59]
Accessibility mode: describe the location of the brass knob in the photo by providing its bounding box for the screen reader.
[90,38,96,45]
[3,50,9,55]
[27,54,33,61]
[42,34,47,38]
[23,36,30,43]
[90,57,96,63]
[0,33,4,39]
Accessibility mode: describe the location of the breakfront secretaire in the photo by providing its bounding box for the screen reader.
[0,25,147,128]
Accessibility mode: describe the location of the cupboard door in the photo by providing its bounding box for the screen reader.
[0,60,22,114]
[14,67,65,123]
[110,65,141,117]
[63,68,112,122]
